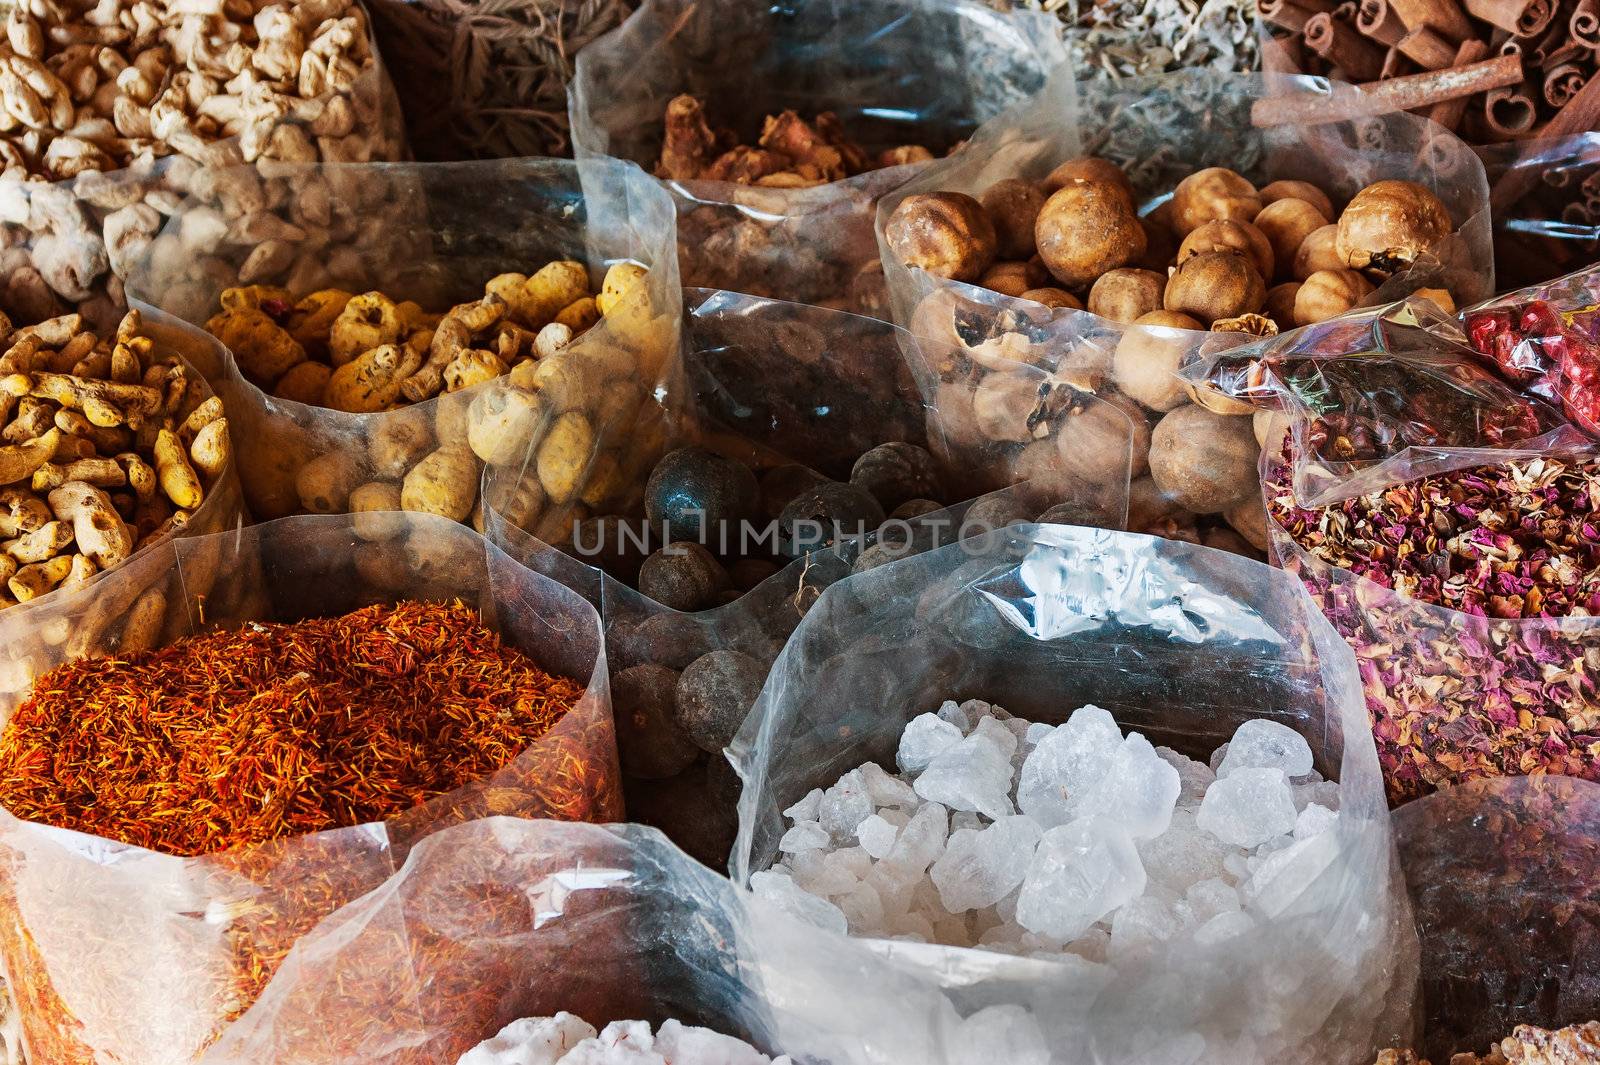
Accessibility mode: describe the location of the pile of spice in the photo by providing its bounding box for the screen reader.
[1375,1020,1600,1064]
[1265,454,1600,800]
[1034,0,1258,79]
[0,600,583,855]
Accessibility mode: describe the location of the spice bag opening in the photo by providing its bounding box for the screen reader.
[1391,775,1600,1063]
[0,512,620,1065]
[0,309,246,714]
[0,0,407,331]
[1262,440,1600,803]
[1475,134,1600,291]
[198,817,971,1065]
[122,157,683,533]
[568,0,1065,314]
[728,523,1413,1064]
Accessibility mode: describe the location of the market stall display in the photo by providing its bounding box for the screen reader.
[0,0,405,328]
[0,514,619,1065]
[569,0,1065,314]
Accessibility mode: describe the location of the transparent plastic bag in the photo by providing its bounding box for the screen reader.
[198,817,969,1065]
[1393,775,1600,1062]
[0,0,406,329]
[1477,134,1600,291]
[730,523,1415,1064]
[879,70,1493,543]
[568,0,1064,315]
[0,513,620,1065]
[126,158,681,529]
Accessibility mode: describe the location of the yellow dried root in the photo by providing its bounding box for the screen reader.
[288,289,354,352]
[401,444,480,522]
[324,343,422,413]
[47,482,133,569]
[207,306,307,387]
[330,292,406,366]
[153,428,203,510]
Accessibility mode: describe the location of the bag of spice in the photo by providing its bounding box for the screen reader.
[1392,775,1600,1063]
[0,0,406,331]
[567,0,1065,316]
[877,69,1494,552]
[0,512,619,1065]
[125,158,682,549]
[728,523,1415,1065]
[1474,134,1600,291]
[197,817,982,1065]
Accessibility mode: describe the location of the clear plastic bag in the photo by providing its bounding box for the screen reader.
[0,0,406,329]
[730,523,1415,1064]
[1476,134,1600,292]
[197,817,971,1065]
[568,0,1065,315]
[879,70,1494,544]
[0,514,620,1065]
[1393,775,1600,1062]
[126,158,682,530]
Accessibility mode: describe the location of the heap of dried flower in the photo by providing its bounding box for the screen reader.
[1028,0,1257,80]
[1375,1020,1600,1065]
[1266,454,1600,801]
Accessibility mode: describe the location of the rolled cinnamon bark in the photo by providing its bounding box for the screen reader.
[1263,33,1310,74]
[1573,0,1600,48]
[1485,77,1542,136]
[1426,39,1493,128]
[1389,0,1475,41]
[1252,53,1524,124]
[1262,0,1320,32]
[1305,11,1389,78]
[1382,44,1416,75]
[1544,61,1589,107]
[1511,0,1559,37]
[1493,77,1600,212]
[1357,0,1410,43]
[1398,24,1464,66]
[1465,0,1549,36]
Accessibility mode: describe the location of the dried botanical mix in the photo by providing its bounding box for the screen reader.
[1374,1020,1600,1065]
[1266,454,1600,800]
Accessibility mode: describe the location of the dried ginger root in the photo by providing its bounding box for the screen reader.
[1376,1021,1600,1065]
[0,310,229,609]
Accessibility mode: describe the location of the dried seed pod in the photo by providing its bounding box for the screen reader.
[1258,180,1335,219]
[884,192,998,282]
[1112,310,1203,413]
[979,178,1046,260]
[1087,268,1165,324]
[1336,180,1452,273]
[1034,181,1146,288]
[1163,252,1266,325]
[1170,168,1261,236]
[1178,220,1274,281]
[1294,269,1375,325]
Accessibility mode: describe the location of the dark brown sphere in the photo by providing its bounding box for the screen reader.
[674,649,767,753]
[613,664,700,779]
[638,542,730,611]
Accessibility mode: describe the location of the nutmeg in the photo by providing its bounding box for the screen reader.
[972,371,1041,442]
[1178,220,1274,281]
[1294,269,1375,325]
[884,191,998,282]
[1170,168,1262,235]
[1148,403,1260,514]
[1087,268,1166,323]
[1057,392,1150,482]
[1035,181,1146,288]
[1253,198,1328,279]
[1258,179,1335,220]
[1163,251,1266,325]
[1112,310,1203,412]
[1335,180,1452,273]
[980,260,1047,297]
[1022,287,1083,310]
[1263,282,1301,331]
[1042,157,1135,206]
[980,178,1047,260]
[1291,224,1343,281]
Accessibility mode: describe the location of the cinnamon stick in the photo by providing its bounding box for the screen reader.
[1485,78,1542,137]
[1357,0,1409,42]
[1511,0,1558,38]
[1493,75,1600,212]
[1544,61,1588,107]
[1573,0,1600,48]
[1262,33,1310,74]
[1382,44,1416,76]
[1398,24,1464,66]
[1262,0,1319,32]
[1561,201,1595,225]
[1465,0,1543,36]
[1305,11,1389,78]
[1389,0,1475,41]
[1251,52,1524,125]
[1425,39,1492,128]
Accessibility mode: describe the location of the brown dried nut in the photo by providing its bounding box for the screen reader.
[980,179,1046,260]
[1057,392,1150,482]
[884,192,997,282]
[1253,198,1328,279]
[1178,220,1274,281]
[1291,225,1342,281]
[1042,157,1135,207]
[972,371,1041,442]
[1263,283,1301,331]
[1336,180,1452,273]
[1034,182,1146,288]
[1258,180,1335,220]
[1163,252,1266,325]
[1112,310,1203,413]
[1148,403,1260,514]
[1170,168,1261,236]
[1295,269,1375,326]
[979,261,1046,298]
[1021,287,1082,310]
[1087,268,1165,324]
